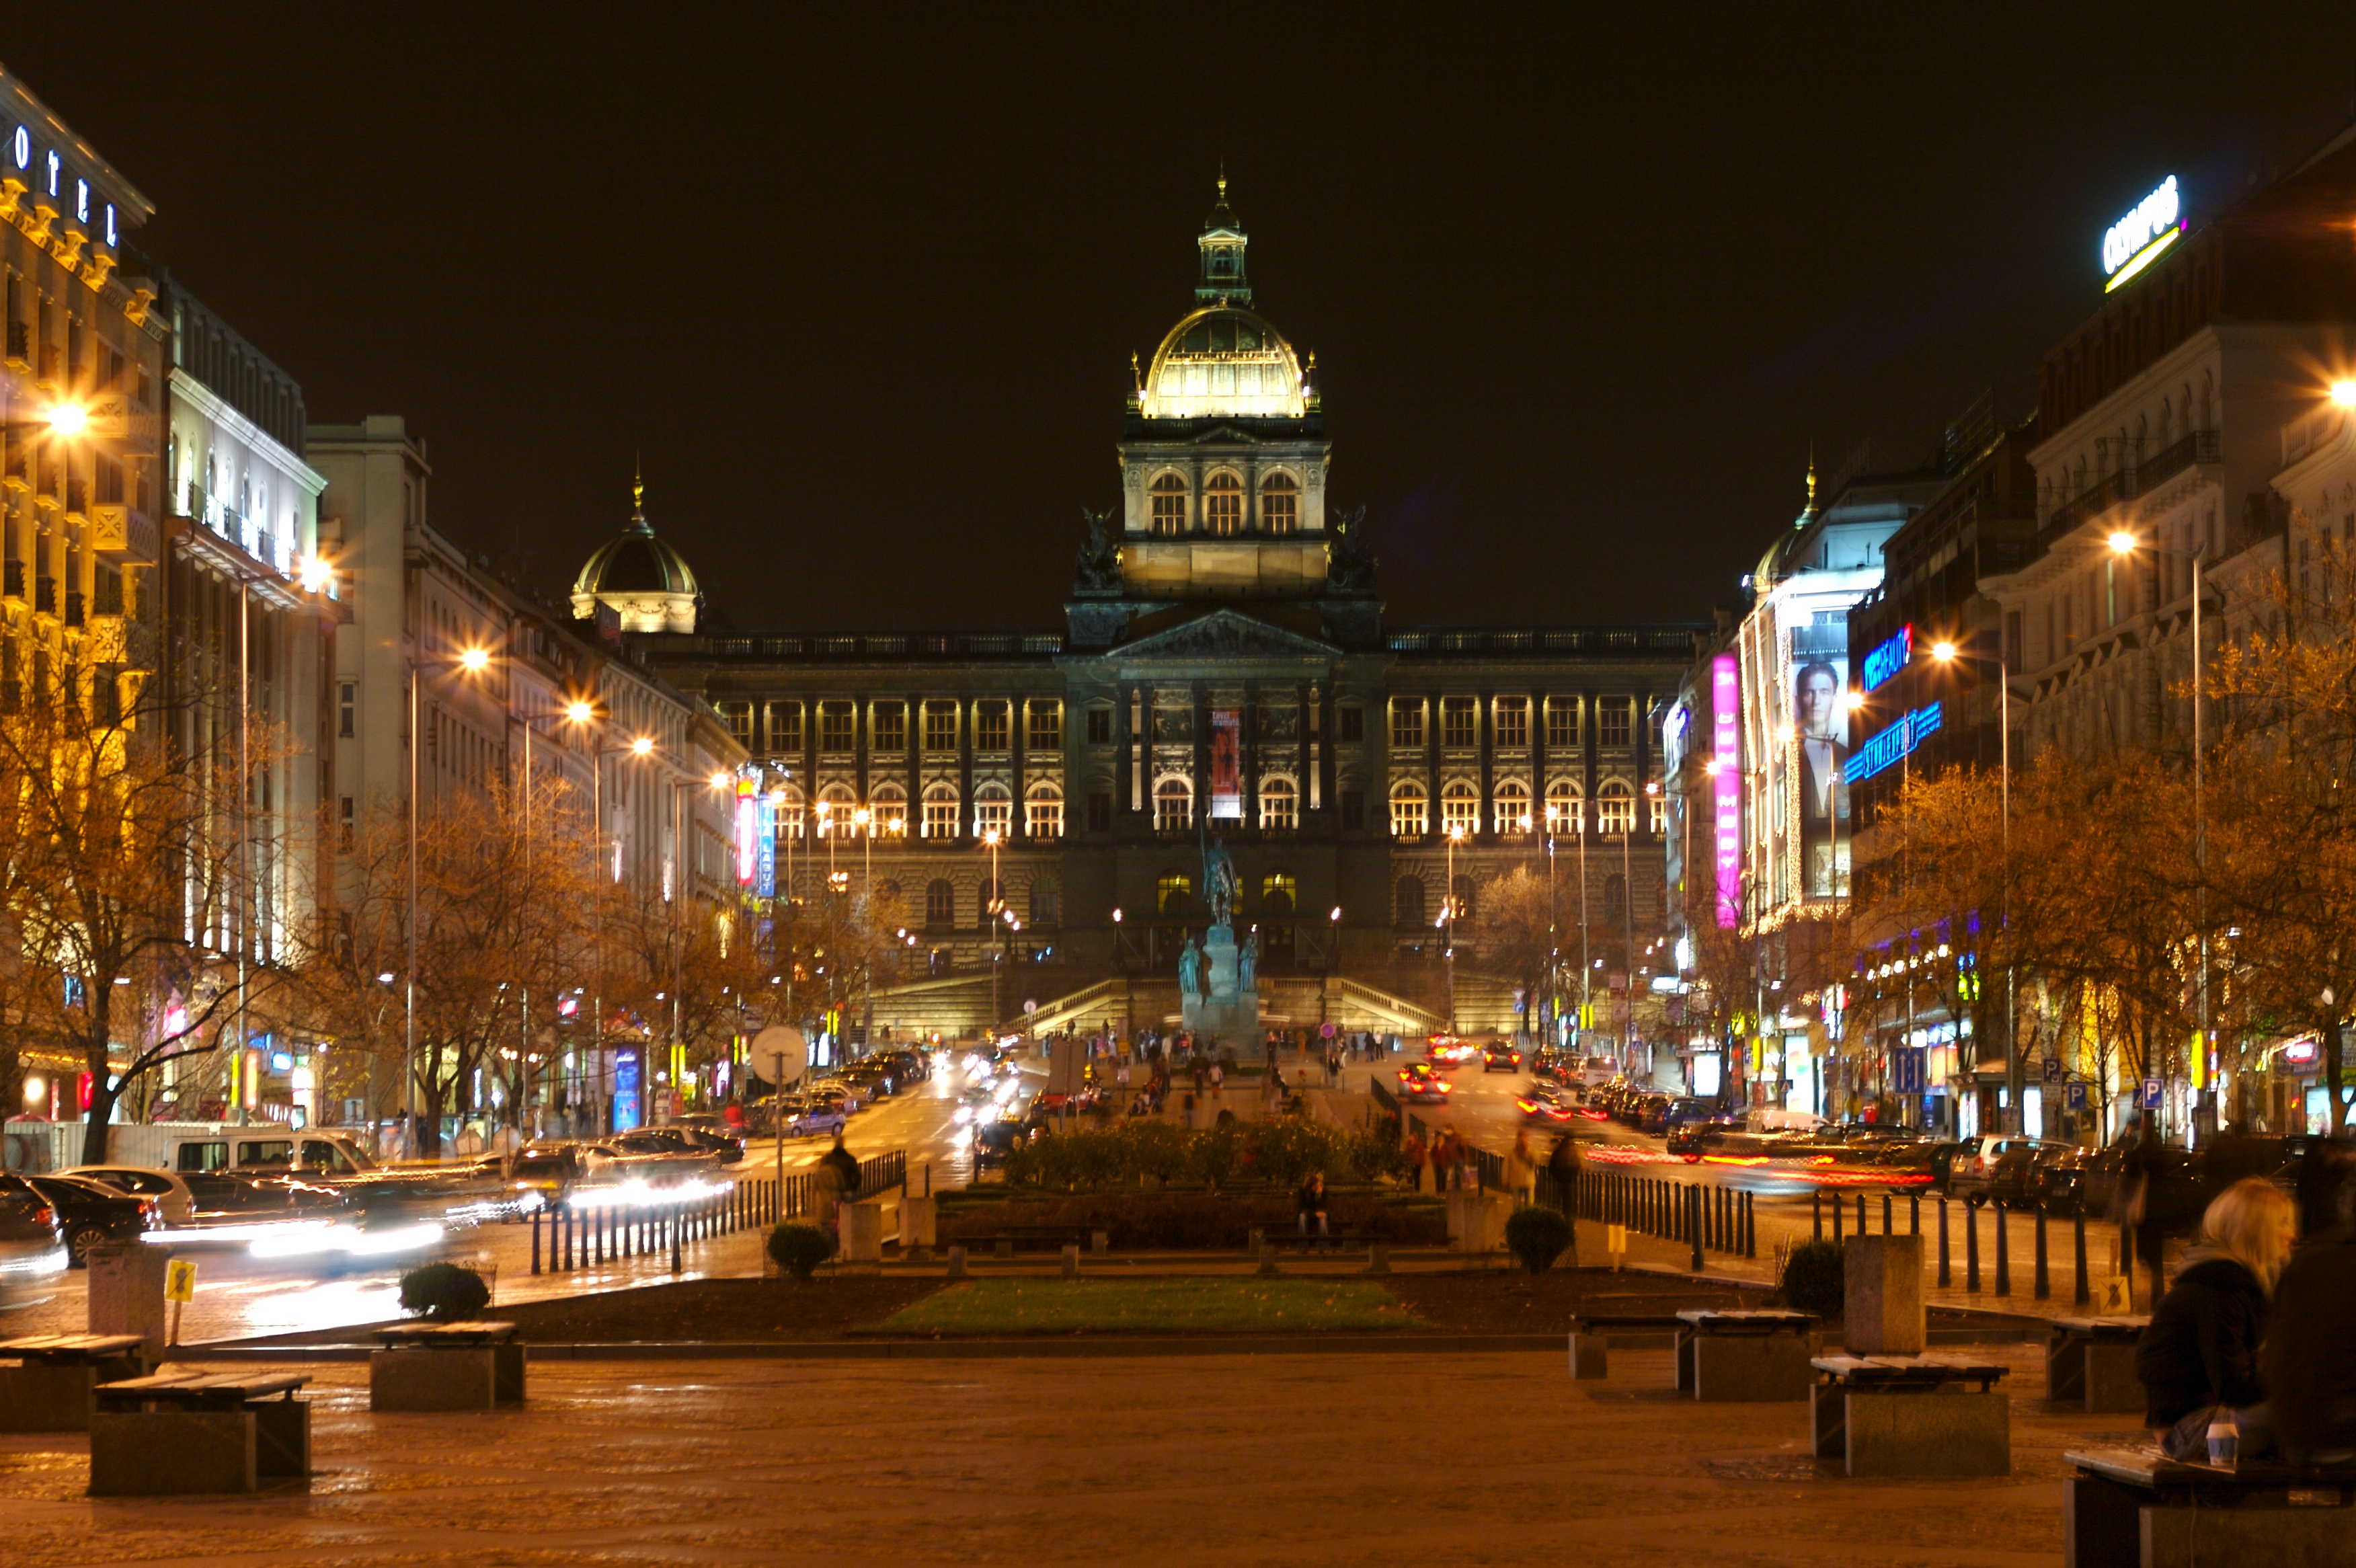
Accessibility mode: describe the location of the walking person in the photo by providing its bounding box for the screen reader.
[1210,1060,1224,1101]
[1505,1127,1537,1208]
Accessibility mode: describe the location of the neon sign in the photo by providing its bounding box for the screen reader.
[1860,625,1912,693]
[1846,702,1942,785]
[1712,654,1740,927]
[2103,175,2181,292]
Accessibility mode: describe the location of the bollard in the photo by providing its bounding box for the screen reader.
[1689,1187,1703,1273]
[1937,1198,1951,1287]
[2034,1206,2051,1300]
[1832,1193,1843,1245]
[671,1205,682,1275]
[1882,1193,1893,1235]
[2074,1210,2092,1305]
[531,1208,542,1276]
[1744,1191,1756,1258]
[1813,1191,1823,1242]
[1994,1200,2011,1297]
[1856,1193,1867,1236]
[945,1245,968,1280]
[1910,1195,1920,1236]
[1965,1202,1981,1292]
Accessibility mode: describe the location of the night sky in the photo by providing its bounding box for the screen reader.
[7,8,2354,633]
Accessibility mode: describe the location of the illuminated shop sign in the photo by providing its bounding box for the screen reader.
[5,120,120,258]
[2102,175,2181,292]
[735,775,757,886]
[1860,625,1912,693]
[1711,654,1740,927]
[1846,702,1942,785]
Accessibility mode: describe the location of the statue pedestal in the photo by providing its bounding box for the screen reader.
[1181,925,1259,1046]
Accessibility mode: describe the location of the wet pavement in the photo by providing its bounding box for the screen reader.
[0,1343,2124,1565]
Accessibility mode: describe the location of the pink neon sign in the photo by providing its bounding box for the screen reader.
[1713,654,1741,927]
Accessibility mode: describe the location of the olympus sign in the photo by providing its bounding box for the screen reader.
[2101,175,2181,286]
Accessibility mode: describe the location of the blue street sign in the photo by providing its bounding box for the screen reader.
[1890,1047,1926,1095]
[2138,1077,2163,1111]
[2065,1082,2087,1111]
[2042,1056,2062,1084]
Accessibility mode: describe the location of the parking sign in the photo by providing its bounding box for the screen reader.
[2066,1082,2086,1111]
[2042,1056,2062,1085]
[2138,1077,2163,1111]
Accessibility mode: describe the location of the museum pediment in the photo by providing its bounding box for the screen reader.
[1115,607,1337,663]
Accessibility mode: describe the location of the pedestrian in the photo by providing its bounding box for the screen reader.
[1296,1171,1331,1249]
[2120,1118,2177,1310]
[2261,1189,2356,1463]
[1505,1127,1536,1207]
[1548,1131,1582,1246]
[1403,1129,1429,1194]
[1267,1065,1286,1113]
[2293,1137,2351,1240]
[2133,1177,2292,1459]
[1210,1060,1224,1100]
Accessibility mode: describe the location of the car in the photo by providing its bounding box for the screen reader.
[19,1174,155,1265]
[1636,1094,1676,1135]
[1669,1111,1745,1157]
[783,1099,849,1138]
[1423,1035,1480,1065]
[63,1165,200,1224]
[509,1144,586,1206]
[180,1171,356,1219]
[0,1177,64,1282]
[1481,1043,1524,1074]
[972,1115,1027,1167]
[1516,1081,1578,1124]
[1397,1063,1452,1105]
[1948,1136,2067,1208]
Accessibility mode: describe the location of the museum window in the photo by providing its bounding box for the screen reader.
[1158,871,1193,916]
[1442,697,1477,749]
[819,701,855,752]
[1155,777,1193,832]
[338,681,356,739]
[1599,696,1633,747]
[1547,697,1578,748]
[1545,779,1582,835]
[766,701,803,754]
[1495,696,1528,749]
[870,782,908,838]
[1338,705,1363,742]
[1027,782,1063,839]
[1390,697,1424,750]
[978,878,1003,918]
[1262,873,1297,915]
[1260,472,1298,535]
[1150,473,1187,537]
[1088,790,1112,832]
[1395,875,1425,927]
[1649,791,1667,835]
[1340,789,1364,830]
[719,701,754,750]
[925,879,955,927]
[1441,779,1478,835]
[1205,471,1243,536]
[1086,706,1113,744]
[976,700,1010,752]
[1389,781,1427,839]
[774,785,805,843]
[871,701,906,754]
[1598,779,1634,836]
[923,701,957,753]
[1450,875,1476,924]
[1259,775,1297,831]
[1027,700,1061,751]
[1029,879,1061,926]
[1494,779,1531,834]
[974,781,1013,838]
[921,784,959,840]
[817,783,856,836]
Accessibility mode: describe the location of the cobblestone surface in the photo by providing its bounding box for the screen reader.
[0,1342,2135,1565]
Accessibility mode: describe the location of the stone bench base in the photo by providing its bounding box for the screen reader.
[0,1363,102,1432]
[370,1344,526,1412]
[2048,1341,2142,1415]
[1679,1332,1814,1403]
[89,1403,308,1495]
[1813,1384,2009,1477]
[2066,1473,2356,1567]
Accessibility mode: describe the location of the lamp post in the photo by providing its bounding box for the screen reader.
[983,827,1003,1031]
[504,699,596,1136]
[405,645,492,1157]
[1445,823,1464,1034]
[1928,636,2014,1132]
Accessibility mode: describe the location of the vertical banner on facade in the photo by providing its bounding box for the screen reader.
[613,1048,642,1132]
[1711,654,1741,927]
[1789,621,1851,901]
[756,794,777,899]
[735,775,757,886]
[1208,708,1243,818]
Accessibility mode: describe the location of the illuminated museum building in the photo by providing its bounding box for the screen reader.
[581,188,1702,1001]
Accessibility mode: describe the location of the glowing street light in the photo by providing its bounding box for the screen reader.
[2332,380,2356,407]
[631,736,655,756]
[43,401,87,436]
[566,701,595,724]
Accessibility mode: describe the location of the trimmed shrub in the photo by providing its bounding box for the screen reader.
[1344,1126,1414,1184]
[767,1222,838,1280]
[1504,1206,1574,1275]
[1780,1239,1845,1319]
[398,1262,490,1323]
[937,1191,1446,1251]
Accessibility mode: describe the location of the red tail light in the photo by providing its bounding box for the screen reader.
[32,1206,52,1226]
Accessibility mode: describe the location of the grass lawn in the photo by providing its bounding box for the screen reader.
[869,1278,1423,1335]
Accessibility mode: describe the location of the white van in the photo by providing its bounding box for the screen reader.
[155,1128,379,1179]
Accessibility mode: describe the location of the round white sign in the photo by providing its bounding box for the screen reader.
[750,1024,808,1087]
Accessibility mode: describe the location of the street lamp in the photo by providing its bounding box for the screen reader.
[1928,635,2016,1132]
[505,697,598,1136]
[984,827,1004,1029]
[405,645,495,1154]
[1445,823,1464,1033]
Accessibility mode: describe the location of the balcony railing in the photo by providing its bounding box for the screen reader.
[2040,430,2222,547]
[2,562,19,600]
[3,320,26,366]
[64,591,83,629]
[34,578,56,615]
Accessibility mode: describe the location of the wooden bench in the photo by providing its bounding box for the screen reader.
[370,1321,524,1411]
[1675,1310,1816,1403]
[955,1225,1103,1259]
[0,1333,151,1433]
[1566,1313,1686,1380]
[2064,1445,2356,1568]
[1811,1354,2011,1477]
[90,1370,310,1495]
[2047,1317,2148,1415]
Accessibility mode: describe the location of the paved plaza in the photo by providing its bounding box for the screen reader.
[0,1343,2129,1566]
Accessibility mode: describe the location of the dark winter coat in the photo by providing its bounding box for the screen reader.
[2261,1228,2356,1461]
[2133,1251,2267,1429]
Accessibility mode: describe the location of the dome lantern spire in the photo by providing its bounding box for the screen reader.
[1196,173,1250,307]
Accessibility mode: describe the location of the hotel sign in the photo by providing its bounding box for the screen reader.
[1860,625,1912,693]
[2102,175,2181,292]
[1847,701,1942,785]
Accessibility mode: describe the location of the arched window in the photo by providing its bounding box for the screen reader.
[1261,472,1298,535]
[817,783,856,837]
[773,783,806,842]
[978,879,1003,919]
[1150,473,1187,537]
[973,781,1012,838]
[1395,875,1425,927]
[921,783,959,840]
[1440,779,1479,836]
[1026,781,1063,840]
[1544,779,1581,836]
[1604,872,1628,927]
[1598,779,1634,836]
[871,879,904,927]
[1494,779,1531,835]
[1648,790,1667,836]
[1205,471,1243,536]
[1029,878,1060,926]
[1390,780,1427,839]
[1450,875,1475,923]
[925,878,955,927]
[1158,871,1193,916]
[1262,873,1296,915]
[1155,777,1192,832]
[869,781,908,838]
[1259,775,1297,831]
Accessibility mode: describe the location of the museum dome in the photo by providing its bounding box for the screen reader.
[1136,178,1310,421]
[572,473,702,635]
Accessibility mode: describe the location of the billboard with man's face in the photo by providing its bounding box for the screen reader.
[1739,609,1850,907]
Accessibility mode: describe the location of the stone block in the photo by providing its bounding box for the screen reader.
[944,1246,968,1279]
[2141,1501,2355,1567]
[0,1362,99,1432]
[89,1409,256,1495]
[85,1242,170,1365]
[1060,1245,1080,1279]
[1365,1243,1390,1276]
[1569,1332,1609,1380]
[2082,1343,2141,1415]
[898,1194,937,1251]
[1842,1235,1925,1355]
[251,1398,311,1479]
[370,1347,498,1412]
[839,1202,881,1263]
[1840,1388,2009,1477]
[1688,1331,1813,1403]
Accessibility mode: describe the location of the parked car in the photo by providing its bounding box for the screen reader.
[781,1098,849,1139]
[1481,1042,1524,1074]
[1397,1063,1452,1105]
[1669,1111,1743,1157]
[63,1165,200,1224]
[972,1115,1026,1167]
[19,1174,154,1265]
[1948,1136,2068,1208]
[1516,1081,1579,1124]
[1636,1094,1675,1134]
[509,1144,585,1207]
[0,1177,63,1281]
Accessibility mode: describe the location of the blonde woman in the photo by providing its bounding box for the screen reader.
[2132,1177,2294,1459]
